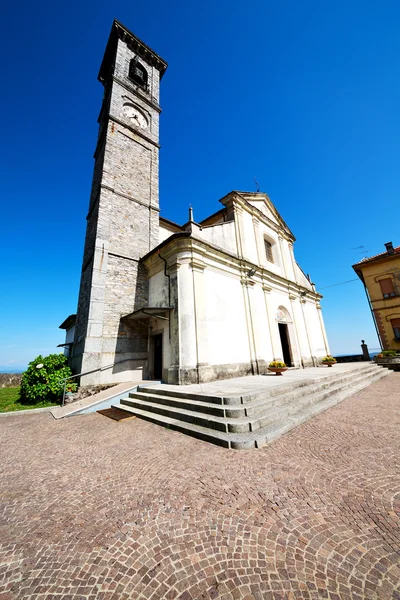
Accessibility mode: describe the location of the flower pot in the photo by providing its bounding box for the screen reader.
[322,362,336,367]
[268,367,288,376]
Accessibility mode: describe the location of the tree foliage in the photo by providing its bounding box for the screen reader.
[20,354,76,405]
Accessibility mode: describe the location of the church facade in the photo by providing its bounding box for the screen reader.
[63,20,330,386]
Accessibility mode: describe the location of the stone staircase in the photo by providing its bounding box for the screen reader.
[112,363,388,449]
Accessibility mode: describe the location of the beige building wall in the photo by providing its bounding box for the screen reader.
[353,246,400,350]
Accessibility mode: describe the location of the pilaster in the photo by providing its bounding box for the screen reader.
[263,284,281,359]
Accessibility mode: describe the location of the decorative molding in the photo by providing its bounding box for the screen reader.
[241,278,255,287]
[190,258,206,273]
[385,313,400,322]
[142,234,322,301]
[108,250,140,263]
[109,114,160,148]
[100,184,160,212]
[111,74,162,113]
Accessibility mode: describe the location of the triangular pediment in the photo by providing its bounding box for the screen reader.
[218,191,295,241]
[239,192,279,223]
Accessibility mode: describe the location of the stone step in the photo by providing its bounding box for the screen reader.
[114,371,383,450]
[120,367,386,435]
[114,367,389,447]
[136,362,380,407]
[136,386,226,405]
[123,364,382,422]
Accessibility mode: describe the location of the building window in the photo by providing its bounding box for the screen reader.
[392,318,400,340]
[379,278,396,298]
[129,59,148,89]
[265,240,274,263]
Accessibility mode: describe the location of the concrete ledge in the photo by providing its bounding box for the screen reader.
[0,406,55,418]
[50,382,141,419]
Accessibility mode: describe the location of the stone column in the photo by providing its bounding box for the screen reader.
[288,242,298,283]
[300,298,314,365]
[289,294,304,367]
[278,235,288,279]
[263,284,281,359]
[166,261,181,384]
[316,303,330,355]
[361,340,371,361]
[252,217,262,266]
[190,256,208,382]
[241,278,257,374]
[233,205,245,259]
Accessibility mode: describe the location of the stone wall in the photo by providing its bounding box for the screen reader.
[334,355,366,363]
[0,373,22,388]
[71,29,164,385]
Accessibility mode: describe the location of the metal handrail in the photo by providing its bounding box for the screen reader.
[59,358,143,406]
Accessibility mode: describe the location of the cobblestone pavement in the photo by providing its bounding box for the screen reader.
[1,373,399,600]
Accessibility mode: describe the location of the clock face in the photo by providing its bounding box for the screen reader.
[122,104,148,130]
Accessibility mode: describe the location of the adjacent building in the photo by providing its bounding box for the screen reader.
[353,242,400,350]
[61,20,330,385]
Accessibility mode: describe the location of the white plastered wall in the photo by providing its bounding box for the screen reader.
[202,268,251,366]
[197,222,236,255]
[302,300,329,357]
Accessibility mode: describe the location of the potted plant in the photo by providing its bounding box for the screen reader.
[268,360,288,376]
[374,350,400,371]
[321,355,336,367]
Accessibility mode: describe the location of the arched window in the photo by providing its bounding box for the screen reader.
[129,59,148,90]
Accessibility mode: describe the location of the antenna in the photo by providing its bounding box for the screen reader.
[352,245,369,258]
[254,177,260,192]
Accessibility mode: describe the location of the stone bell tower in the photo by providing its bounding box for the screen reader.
[72,20,167,384]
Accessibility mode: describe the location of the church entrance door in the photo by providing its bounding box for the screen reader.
[278,323,293,367]
[152,334,163,380]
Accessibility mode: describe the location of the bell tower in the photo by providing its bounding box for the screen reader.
[72,21,167,384]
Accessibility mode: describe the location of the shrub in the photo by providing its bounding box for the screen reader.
[20,354,76,405]
[381,350,398,357]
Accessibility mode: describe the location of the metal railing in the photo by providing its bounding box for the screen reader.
[59,358,142,406]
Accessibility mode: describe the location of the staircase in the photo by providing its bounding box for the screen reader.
[111,363,389,449]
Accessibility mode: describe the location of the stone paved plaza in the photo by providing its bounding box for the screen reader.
[1,373,400,600]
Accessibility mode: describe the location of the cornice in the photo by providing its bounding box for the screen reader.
[109,115,161,148]
[141,233,321,301]
[111,75,162,113]
[100,184,160,212]
[231,194,295,242]
[99,20,167,84]
[113,20,168,76]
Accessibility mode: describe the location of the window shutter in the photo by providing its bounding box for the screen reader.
[391,318,400,328]
[265,240,274,263]
[379,278,395,295]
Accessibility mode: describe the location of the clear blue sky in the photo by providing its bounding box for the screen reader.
[1,0,399,370]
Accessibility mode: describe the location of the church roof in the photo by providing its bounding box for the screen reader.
[159,215,183,231]
[59,314,76,330]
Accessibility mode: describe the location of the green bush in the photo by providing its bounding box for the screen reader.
[20,354,76,405]
[382,350,398,357]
